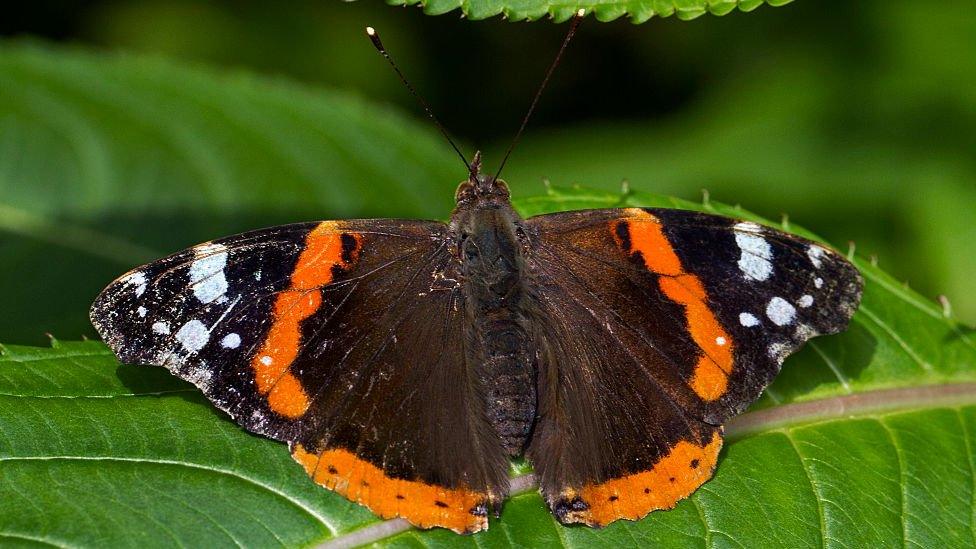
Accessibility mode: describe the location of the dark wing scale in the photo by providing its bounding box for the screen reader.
[523,207,861,526]
[90,219,507,533]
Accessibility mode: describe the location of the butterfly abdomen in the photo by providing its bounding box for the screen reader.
[478,320,536,456]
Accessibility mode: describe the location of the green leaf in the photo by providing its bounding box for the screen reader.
[386,0,795,23]
[3,184,975,547]
[0,42,460,345]
[3,41,975,547]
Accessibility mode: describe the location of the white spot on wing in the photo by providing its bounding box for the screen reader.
[183,367,213,391]
[175,319,210,352]
[124,272,147,297]
[794,324,819,340]
[766,297,797,326]
[137,306,147,318]
[768,342,790,361]
[739,312,760,327]
[734,223,773,281]
[151,321,170,335]
[807,245,825,268]
[221,333,241,349]
[715,336,727,346]
[814,277,824,289]
[189,243,229,304]
[735,222,763,234]
[798,295,814,308]
[260,356,273,366]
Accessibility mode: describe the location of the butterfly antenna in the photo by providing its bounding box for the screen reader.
[366,26,471,173]
[493,9,585,181]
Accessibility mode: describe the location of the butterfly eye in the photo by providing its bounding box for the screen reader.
[458,232,473,255]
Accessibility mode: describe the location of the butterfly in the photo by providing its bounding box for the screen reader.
[90,150,862,534]
[89,14,862,535]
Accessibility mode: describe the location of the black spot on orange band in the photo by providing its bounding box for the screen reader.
[291,444,490,534]
[554,430,723,527]
[340,232,360,264]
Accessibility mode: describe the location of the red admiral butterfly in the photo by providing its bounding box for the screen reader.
[90,12,862,534]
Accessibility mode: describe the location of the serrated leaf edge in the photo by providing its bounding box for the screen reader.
[386,0,793,23]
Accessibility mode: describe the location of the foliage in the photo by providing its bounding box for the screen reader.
[387,0,793,23]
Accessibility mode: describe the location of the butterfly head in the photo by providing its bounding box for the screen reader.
[450,152,526,271]
[454,151,511,208]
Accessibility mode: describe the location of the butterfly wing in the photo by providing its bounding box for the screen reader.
[90,219,507,533]
[523,207,862,526]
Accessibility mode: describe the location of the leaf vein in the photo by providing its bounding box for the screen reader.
[784,430,827,549]
[0,455,336,534]
[876,418,909,549]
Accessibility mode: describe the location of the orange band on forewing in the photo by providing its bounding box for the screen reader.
[292,444,489,534]
[622,210,683,277]
[266,374,312,418]
[615,209,733,401]
[563,431,723,527]
[252,222,361,418]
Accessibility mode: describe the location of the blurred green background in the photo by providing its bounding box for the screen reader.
[1,0,974,345]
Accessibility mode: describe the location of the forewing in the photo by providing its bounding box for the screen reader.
[90,219,506,533]
[523,207,861,526]
[91,220,323,438]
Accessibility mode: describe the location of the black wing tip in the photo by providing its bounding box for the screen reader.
[88,289,131,358]
[89,291,112,337]
[828,253,866,332]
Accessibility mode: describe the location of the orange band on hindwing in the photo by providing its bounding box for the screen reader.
[556,430,722,526]
[613,209,733,401]
[252,222,361,418]
[291,444,490,534]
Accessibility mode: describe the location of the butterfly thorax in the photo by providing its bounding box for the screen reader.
[451,174,536,456]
